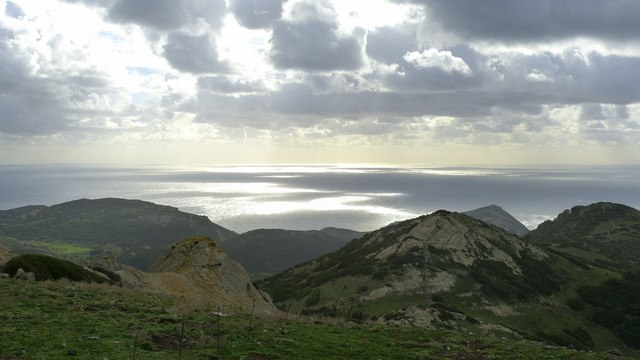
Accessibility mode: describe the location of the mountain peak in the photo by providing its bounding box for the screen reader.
[463,204,530,237]
[260,209,556,320]
[527,202,640,271]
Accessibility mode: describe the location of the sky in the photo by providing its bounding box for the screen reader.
[1,0,640,165]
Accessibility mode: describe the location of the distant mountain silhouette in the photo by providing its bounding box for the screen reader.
[463,204,529,236]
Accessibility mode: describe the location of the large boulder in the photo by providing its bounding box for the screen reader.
[119,237,276,315]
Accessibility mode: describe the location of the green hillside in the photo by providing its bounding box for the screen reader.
[526,202,640,271]
[223,228,352,276]
[258,210,634,355]
[0,198,237,270]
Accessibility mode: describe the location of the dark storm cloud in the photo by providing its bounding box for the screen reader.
[400,0,640,42]
[109,0,189,30]
[163,33,229,73]
[230,0,284,29]
[270,20,366,71]
[197,76,266,93]
[269,0,365,71]
[61,0,226,30]
[108,0,226,30]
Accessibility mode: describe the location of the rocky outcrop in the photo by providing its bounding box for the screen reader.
[260,210,560,323]
[0,244,14,267]
[117,237,276,315]
[15,267,36,281]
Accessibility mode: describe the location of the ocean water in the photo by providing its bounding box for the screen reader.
[0,164,639,233]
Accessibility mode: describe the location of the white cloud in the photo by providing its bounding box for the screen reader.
[1,0,640,165]
[403,48,472,76]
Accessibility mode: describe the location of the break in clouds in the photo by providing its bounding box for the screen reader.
[1,0,640,161]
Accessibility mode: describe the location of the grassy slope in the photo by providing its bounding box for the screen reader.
[0,278,628,360]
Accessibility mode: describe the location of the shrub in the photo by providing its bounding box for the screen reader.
[566,297,586,311]
[3,254,111,284]
[304,289,322,307]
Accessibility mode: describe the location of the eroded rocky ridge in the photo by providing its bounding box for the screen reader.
[259,210,559,326]
[90,237,276,315]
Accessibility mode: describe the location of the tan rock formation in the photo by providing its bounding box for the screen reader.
[117,237,276,315]
[0,244,14,267]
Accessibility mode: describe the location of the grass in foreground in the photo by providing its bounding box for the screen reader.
[0,278,631,359]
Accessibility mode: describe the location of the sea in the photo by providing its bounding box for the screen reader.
[0,164,639,233]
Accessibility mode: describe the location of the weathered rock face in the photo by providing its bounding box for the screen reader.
[118,237,276,315]
[371,211,547,274]
[0,244,14,267]
[15,267,36,281]
[259,210,560,321]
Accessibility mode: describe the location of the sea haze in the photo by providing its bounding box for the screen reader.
[1,165,639,233]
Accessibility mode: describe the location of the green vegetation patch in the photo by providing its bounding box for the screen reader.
[470,254,561,302]
[0,278,627,359]
[577,271,640,349]
[2,254,112,284]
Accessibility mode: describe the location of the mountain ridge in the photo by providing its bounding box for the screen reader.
[526,202,640,271]
[257,209,636,352]
[223,228,357,276]
[0,198,238,270]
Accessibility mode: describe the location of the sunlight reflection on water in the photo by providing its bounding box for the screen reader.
[1,164,639,233]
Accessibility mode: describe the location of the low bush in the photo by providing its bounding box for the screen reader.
[3,254,111,284]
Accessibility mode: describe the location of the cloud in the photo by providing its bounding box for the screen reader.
[580,103,606,120]
[269,0,365,71]
[5,1,24,19]
[163,32,229,73]
[108,0,226,30]
[230,0,284,29]
[366,25,418,64]
[0,26,70,135]
[61,0,118,7]
[617,105,630,119]
[404,48,472,76]
[197,76,266,93]
[400,0,640,43]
